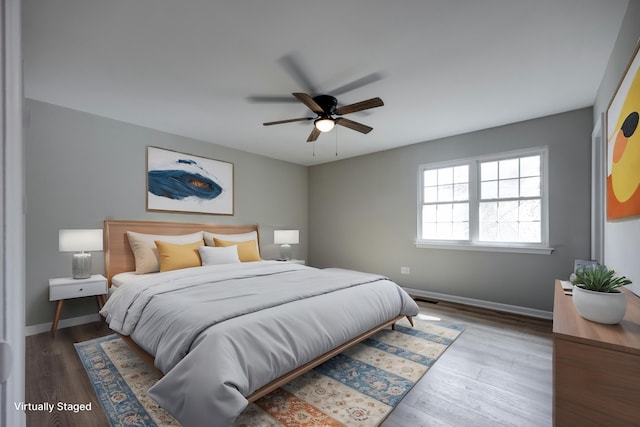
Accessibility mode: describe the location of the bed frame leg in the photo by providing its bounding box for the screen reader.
[392,316,414,331]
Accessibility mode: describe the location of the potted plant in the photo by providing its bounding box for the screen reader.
[571,266,632,324]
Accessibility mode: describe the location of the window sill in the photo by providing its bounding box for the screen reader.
[415,242,554,255]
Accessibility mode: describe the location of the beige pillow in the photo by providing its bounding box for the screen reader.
[126,231,203,274]
[155,240,204,272]
[213,238,262,262]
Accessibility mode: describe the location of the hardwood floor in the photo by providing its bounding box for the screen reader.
[25,300,553,427]
[25,321,113,427]
[382,300,553,427]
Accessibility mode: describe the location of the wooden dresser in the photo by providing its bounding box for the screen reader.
[553,280,640,426]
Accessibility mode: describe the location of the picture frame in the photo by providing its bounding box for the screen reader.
[606,41,640,220]
[146,146,234,215]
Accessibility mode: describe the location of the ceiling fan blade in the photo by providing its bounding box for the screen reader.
[263,117,313,126]
[293,93,324,114]
[335,97,384,115]
[328,72,384,96]
[307,127,321,142]
[278,53,317,94]
[247,95,299,103]
[335,117,373,134]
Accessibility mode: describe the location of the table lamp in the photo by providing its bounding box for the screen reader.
[273,229,299,261]
[59,229,103,279]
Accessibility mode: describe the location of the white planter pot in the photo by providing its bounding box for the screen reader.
[572,285,627,324]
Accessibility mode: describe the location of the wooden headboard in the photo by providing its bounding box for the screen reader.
[103,219,260,285]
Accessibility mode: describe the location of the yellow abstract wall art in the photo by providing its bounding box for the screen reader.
[607,43,640,220]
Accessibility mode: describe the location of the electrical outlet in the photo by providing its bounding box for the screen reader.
[400,266,410,275]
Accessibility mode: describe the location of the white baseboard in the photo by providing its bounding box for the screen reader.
[24,290,551,335]
[25,313,102,336]
[403,287,553,320]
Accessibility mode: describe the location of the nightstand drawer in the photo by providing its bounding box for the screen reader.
[49,275,107,301]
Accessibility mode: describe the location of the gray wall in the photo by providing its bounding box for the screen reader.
[24,99,308,326]
[593,1,640,286]
[309,108,593,312]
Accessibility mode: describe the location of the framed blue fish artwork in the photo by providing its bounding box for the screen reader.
[146,146,234,215]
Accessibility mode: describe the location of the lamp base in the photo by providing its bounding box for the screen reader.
[72,252,92,279]
[279,244,292,261]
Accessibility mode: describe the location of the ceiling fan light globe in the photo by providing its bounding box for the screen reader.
[315,118,335,132]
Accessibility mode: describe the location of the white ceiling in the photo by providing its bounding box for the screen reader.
[23,0,628,166]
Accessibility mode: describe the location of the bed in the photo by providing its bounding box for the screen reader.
[100,219,420,427]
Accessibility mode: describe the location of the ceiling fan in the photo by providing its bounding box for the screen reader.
[263,93,384,142]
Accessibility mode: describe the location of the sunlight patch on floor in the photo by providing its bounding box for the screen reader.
[417,313,441,321]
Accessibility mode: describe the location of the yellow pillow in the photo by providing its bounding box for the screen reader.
[127,231,203,274]
[213,238,262,262]
[154,240,204,272]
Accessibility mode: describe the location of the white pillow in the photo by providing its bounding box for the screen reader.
[198,245,241,266]
[127,231,203,274]
[111,271,160,288]
[202,231,259,254]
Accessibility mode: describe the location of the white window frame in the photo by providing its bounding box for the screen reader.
[416,147,553,255]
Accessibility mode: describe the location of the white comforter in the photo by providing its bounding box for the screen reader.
[100,261,419,427]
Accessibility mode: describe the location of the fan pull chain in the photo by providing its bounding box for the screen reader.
[335,126,339,157]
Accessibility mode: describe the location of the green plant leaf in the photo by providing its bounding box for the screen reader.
[574,266,632,293]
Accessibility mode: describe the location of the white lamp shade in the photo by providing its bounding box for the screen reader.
[315,118,335,132]
[59,229,103,252]
[274,229,299,245]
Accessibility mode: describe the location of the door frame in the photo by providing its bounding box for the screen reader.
[591,112,606,264]
[1,0,26,426]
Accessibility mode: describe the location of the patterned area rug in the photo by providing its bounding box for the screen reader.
[75,317,463,426]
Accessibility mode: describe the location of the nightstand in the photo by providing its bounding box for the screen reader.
[49,274,108,337]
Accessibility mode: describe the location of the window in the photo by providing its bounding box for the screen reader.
[418,147,552,254]
[421,165,470,240]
